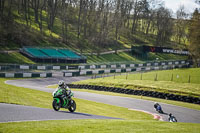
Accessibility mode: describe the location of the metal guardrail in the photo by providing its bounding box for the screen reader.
[0,60,191,72]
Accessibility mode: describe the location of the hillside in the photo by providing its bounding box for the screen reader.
[0,1,193,65]
[0,1,189,52]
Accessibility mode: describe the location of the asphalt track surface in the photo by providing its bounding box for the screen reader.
[0,103,119,123]
[3,75,200,123]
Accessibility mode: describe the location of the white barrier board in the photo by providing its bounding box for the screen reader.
[23,73,32,78]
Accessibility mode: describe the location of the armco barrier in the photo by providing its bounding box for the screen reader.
[0,60,191,71]
[0,72,52,78]
[67,84,200,105]
[63,64,189,77]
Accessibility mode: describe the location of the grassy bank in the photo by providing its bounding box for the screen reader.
[74,68,200,98]
[0,52,35,64]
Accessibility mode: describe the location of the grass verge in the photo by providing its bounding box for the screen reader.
[1,119,200,133]
[73,68,200,98]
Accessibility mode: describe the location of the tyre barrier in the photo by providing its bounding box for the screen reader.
[0,72,52,78]
[67,84,200,105]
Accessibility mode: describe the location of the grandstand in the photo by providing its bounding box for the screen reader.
[20,47,87,63]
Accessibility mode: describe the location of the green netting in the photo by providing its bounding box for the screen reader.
[25,48,48,58]
[59,49,81,59]
[40,48,67,58]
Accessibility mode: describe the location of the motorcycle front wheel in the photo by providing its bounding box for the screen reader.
[52,99,61,111]
[68,100,76,112]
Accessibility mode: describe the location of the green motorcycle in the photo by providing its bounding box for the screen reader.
[52,89,76,112]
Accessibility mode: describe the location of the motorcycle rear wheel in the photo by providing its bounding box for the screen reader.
[52,99,61,111]
[68,100,76,112]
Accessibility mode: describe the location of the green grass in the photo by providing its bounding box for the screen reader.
[86,52,144,64]
[1,120,200,133]
[0,52,35,64]
[1,78,200,132]
[146,53,188,61]
[83,52,187,64]
[74,68,200,98]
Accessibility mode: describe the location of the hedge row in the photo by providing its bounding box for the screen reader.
[67,84,200,105]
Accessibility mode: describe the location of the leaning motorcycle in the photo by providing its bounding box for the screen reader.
[155,105,164,114]
[52,89,76,112]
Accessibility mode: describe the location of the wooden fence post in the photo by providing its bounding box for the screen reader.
[171,74,173,81]
[155,73,158,81]
[188,75,191,83]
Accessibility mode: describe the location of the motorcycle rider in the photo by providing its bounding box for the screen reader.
[52,80,71,100]
[168,113,177,122]
[154,102,161,111]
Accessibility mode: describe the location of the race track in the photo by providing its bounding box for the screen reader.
[4,76,200,123]
[0,103,119,123]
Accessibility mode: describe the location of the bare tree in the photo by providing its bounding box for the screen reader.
[0,0,5,17]
[47,0,58,31]
[155,7,173,46]
[175,5,188,44]
[77,0,83,38]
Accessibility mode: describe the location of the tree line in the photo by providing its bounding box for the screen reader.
[0,0,200,65]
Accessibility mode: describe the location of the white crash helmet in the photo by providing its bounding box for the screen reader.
[58,80,65,87]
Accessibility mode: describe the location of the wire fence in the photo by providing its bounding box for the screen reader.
[92,72,200,84]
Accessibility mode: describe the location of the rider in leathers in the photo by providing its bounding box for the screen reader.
[52,80,71,101]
